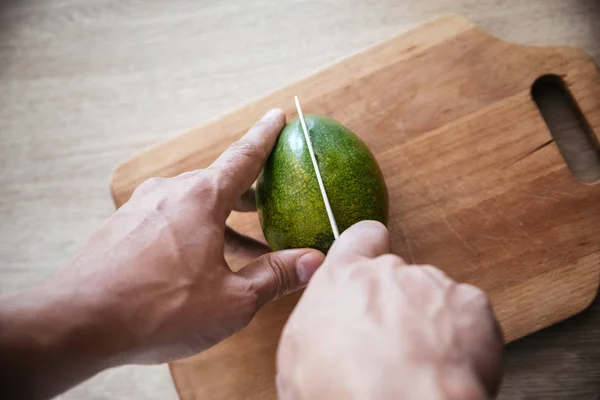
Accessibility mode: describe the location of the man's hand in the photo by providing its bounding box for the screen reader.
[277,221,503,400]
[0,109,325,399]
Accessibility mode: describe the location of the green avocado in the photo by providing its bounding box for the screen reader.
[255,114,389,253]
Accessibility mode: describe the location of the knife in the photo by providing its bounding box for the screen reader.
[294,96,340,240]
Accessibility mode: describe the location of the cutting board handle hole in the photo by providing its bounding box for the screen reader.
[532,74,600,184]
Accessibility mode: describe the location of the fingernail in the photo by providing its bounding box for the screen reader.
[296,252,325,284]
[262,108,283,121]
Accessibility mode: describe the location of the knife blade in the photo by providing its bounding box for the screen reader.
[294,96,340,240]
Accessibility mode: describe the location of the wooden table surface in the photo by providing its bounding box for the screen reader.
[1,0,599,399]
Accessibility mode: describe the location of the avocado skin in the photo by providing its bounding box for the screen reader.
[256,114,389,253]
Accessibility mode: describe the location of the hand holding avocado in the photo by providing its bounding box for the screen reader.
[0,109,503,400]
[0,109,325,398]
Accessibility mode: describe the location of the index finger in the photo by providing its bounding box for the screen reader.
[326,220,391,263]
[211,108,286,201]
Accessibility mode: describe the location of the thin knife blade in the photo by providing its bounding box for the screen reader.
[294,96,340,240]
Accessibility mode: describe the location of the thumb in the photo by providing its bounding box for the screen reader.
[238,249,325,308]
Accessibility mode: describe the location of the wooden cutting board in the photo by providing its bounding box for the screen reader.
[110,14,600,400]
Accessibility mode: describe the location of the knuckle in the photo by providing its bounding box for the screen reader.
[419,265,450,280]
[210,167,232,192]
[457,283,492,309]
[374,254,405,268]
[139,177,165,191]
[131,177,167,199]
[169,170,227,217]
[401,265,426,279]
[266,254,294,299]
[455,283,502,342]
[185,170,221,200]
[175,170,200,180]
[144,177,164,185]
[229,139,266,163]
[187,170,211,190]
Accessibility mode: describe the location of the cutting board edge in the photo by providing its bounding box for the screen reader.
[506,264,600,343]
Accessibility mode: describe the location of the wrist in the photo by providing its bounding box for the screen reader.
[0,282,125,399]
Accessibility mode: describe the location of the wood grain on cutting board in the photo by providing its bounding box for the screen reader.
[111,14,600,400]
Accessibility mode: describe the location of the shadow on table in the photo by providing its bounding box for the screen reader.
[576,0,600,63]
[0,0,28,77]
[500,284,600,399]
[0,0,21,29]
